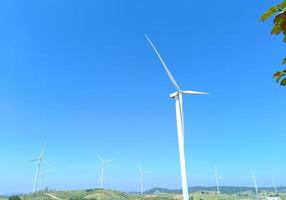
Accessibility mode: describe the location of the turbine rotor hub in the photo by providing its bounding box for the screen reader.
[170,91,181,98]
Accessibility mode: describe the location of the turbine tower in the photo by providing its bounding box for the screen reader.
[252,174,258,196]
[138,165,149,195]
[214,167,221,194]
[145,34,208,200]
[28,144,50,193]
[96,153,113,189]
[272,177,278,195]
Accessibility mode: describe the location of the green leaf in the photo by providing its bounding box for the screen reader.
[261,5,280,21]
[273,71,283,83]
[262,1,286,87]
[280,78,286,85]
[271,24,282,35]
[279,0,286,8]
[281,20,286,34]
[274,69,286,86]
[283,35,286,42]
[273,13,284,23]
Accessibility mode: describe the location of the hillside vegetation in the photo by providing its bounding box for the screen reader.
[2,187,286,200]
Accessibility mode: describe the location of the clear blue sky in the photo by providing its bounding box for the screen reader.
[0,0,286,194]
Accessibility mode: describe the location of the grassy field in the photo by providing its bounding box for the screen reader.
[2,189,286,200]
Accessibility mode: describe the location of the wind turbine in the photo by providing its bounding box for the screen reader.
[145,34,208,200]
[214,167,221,194]
[138,165,149,195]
[40,168,54,191]
[28,144,50,193]
[272,177,278,195]
[96,153,113,189]
[252,174,258,197]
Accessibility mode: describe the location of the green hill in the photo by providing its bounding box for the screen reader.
[145,186,286,195]
[3,187,286,200]
[15,189,175,200]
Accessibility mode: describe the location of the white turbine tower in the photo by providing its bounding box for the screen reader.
[252,174,258,197]
[214,167,221,194]
[272,177,278,195]
[28,144,50,193]
[145,34,208,200]
[96,153,113,189]
[138,165,149,195]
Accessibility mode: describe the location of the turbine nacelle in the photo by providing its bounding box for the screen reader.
[103,159,114,165]
[138,166,149,176]
[96,153,113,165]
[170,90,209,98]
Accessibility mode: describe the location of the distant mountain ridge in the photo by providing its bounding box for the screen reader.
[0,193,22,197]
[144,186,286,194]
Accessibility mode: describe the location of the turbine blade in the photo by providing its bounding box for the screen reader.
[40,144,46,157]
[137,163,143,172]
[105,159,114,163]
[45,168,54,173]
[96,153,104,162]
[43,159,52,169]
[27,157,40,163]
[182,90,209,95]
[214,167,218,176]
[145,34,181,91]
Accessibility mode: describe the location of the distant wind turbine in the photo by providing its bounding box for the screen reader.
[138,165,149,195]
[272,177,278,195]
[252,174,258,196]
[214,167,221,194]
[28,144,50,193]
[96,153,113,189]
[145,34,208,200]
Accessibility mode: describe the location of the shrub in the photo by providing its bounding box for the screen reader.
[9,196,21,200]
[69,196,85,200]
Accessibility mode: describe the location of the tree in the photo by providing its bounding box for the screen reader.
[261,0,286,86]
[8,196,21,200]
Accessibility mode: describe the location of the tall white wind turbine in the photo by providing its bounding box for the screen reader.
[252,174,258,196]
[138,165,149,195]
[272,177,278,195]
[96,153,113,189]
[214,167,221,194]
[28,144,50,193]
[145,34,208,200]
